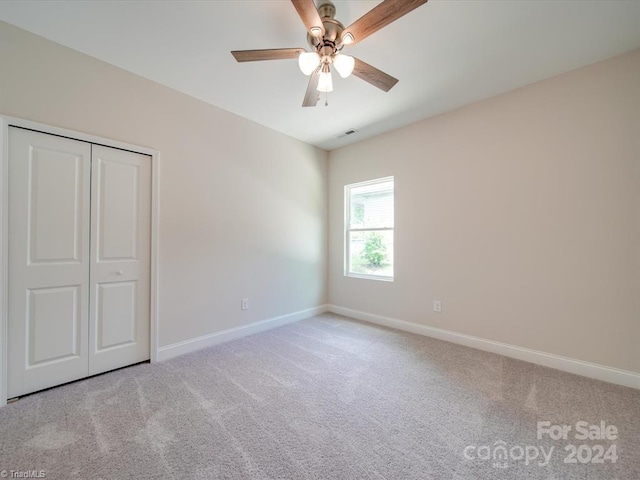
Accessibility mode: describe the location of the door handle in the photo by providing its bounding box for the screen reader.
[115,270,124,275]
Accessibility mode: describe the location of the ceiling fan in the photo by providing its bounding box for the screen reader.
[231,0,428,107]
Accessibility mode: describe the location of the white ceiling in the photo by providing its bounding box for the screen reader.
[1,1,640,150]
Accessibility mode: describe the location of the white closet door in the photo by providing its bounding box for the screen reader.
[8,128,91,398]
[89,145,150,375]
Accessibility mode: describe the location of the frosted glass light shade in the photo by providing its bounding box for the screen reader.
[342,32,355,45]
[333,54,355,78]
[317,70,333,92]
[298,52,321,75]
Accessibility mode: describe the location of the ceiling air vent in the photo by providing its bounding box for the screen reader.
[337,129,358,139]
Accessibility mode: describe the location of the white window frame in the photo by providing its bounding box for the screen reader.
[344,176,394,282]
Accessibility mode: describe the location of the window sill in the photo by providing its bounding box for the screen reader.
[345,273,394,282]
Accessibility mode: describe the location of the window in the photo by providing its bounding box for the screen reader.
[345,177,394,281]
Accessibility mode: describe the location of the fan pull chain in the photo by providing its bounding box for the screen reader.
[325,91,329,107]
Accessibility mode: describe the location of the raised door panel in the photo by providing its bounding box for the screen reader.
[8,128,91,398]
[96,158,139,262]
[27,286,81,366]
[96,282,137,351]
[28,147,83,265]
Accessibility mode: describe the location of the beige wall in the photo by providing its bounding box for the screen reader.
[0,22,328,348]
[329,49,640,373]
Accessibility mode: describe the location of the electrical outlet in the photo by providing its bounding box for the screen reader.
[433,300,442,313]
[241,298,249,311]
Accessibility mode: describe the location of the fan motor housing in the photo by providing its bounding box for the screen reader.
[307,2,345,55]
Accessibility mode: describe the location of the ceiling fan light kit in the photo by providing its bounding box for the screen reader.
[231,0,428,107]
[317,64,334,92]
[333,53,355,78]
[341,32,355,45]
[298,51,321,75]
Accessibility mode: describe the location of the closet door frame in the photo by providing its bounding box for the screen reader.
[0,115,161,406]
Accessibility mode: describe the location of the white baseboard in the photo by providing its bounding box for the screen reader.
[157,305,328,361]
[327,305,640,390]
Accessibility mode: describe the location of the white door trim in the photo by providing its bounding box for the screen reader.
[0,115,161,406]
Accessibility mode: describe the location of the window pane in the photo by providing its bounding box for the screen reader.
[348,230,394,278]
[349,180,393,229]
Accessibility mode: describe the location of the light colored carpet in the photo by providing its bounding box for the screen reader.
[0,313,638,479]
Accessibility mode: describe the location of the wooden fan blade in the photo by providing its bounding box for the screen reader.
[341,0,428,46]
[302,70,321,107]
[352,58,399,92]
[291,0,325,37]
[231,48,305,62]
